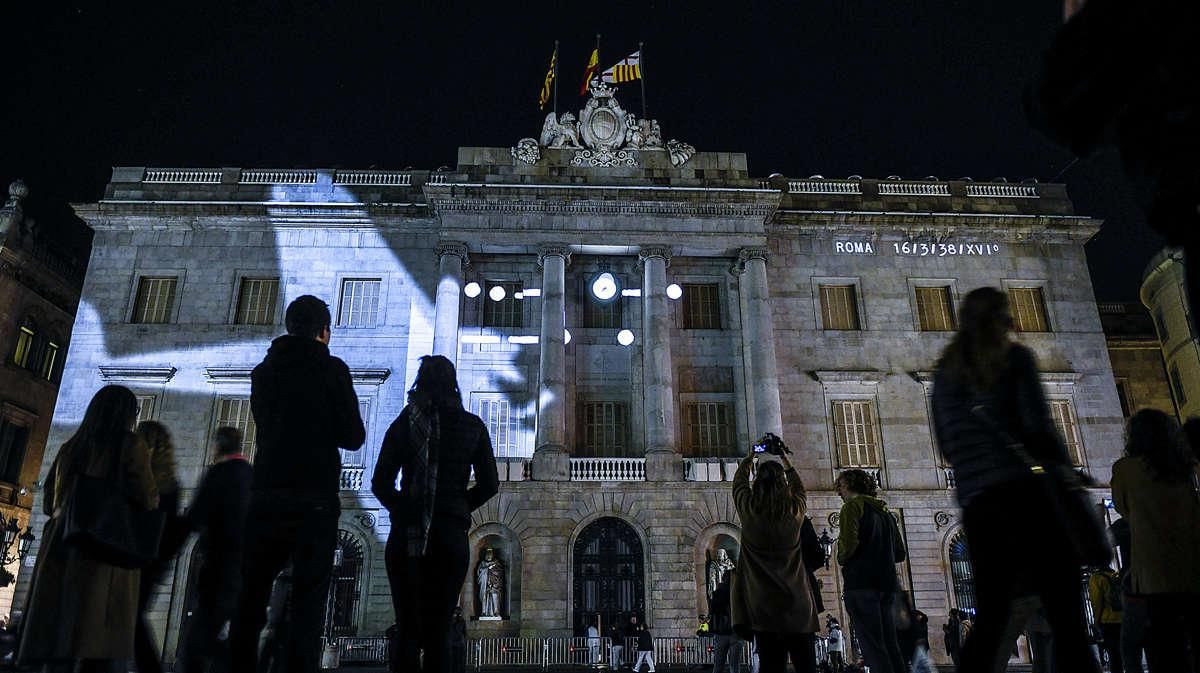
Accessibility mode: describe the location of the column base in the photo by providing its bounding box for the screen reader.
[531,447,571,481]
[644,450,684,482]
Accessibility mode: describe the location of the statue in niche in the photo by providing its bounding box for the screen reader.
[706,548,736,600]
[476,546,505,618]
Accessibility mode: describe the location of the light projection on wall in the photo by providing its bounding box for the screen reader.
[616,329,635,346]
[590,272,619,302]
[464,282,482,298]
[666,283,683,300]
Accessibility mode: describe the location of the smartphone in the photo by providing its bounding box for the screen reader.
[753,444,766,453]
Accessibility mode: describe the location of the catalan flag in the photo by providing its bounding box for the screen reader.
[601,50,641,84]
[579,48,600,95]
[538,47,557,110]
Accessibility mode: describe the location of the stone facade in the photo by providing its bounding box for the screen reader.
[16,119,1125,665]
[1140,249,1199,419]
[0,182,89,614]
[1099,301,1177,421]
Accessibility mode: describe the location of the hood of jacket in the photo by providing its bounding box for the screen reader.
[854,494,890,514]
[263,334,329,368]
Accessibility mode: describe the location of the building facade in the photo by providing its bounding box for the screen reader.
[1140,249,1200,420]
[0,181,89,614]
[17,88,1124,665]
[1098,301,1177,421]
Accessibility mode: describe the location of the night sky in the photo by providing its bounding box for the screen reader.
[4,1,1163,301]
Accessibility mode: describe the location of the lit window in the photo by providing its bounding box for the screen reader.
[819,285,860,330]
[682,284,721,329]
[235,277,280,325]
[483,281,523,329]
[136,395,157,423]
[338,279,382,328]
[683,402,735,457]
[576,401,629,457]
[1048,399,1084,466]
[131,277,178,324]
[831,400,881,467]
[12,325,34,368]
[473,395,522,457]
[39,342,59,381]
[915,286,956,331]
[1009,287,1050,333]
[215,397,258,461]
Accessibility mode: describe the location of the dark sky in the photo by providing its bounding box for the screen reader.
[3,1,1163,301]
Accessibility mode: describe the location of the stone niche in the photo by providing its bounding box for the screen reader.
[693,523,742,617]
[466,525,522,632]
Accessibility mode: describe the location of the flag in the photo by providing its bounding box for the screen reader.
[601,50,641,84]
[579,48,599,95]
[538,48,557,110]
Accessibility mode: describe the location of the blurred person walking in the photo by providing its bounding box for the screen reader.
[1109,517,1146,673]
[1112,409,1200,672]
[826,621,845,673]
[175,426,253,673]
[1088,566,1124,673]
[19,385,160,673]
[229,295,365,673]
[834,469,907,673]
[730,435,819,673]
[372,354,499,673]
[709,572,742,673]
[632,623,655,673]
[133,420,184,673]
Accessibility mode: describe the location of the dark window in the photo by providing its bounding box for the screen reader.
[0,417,30,484]
[576,401,629,457]
[682,402,735,457]
[482,281,523,329]
[682,284,722,329]
[1115,380,1132,418]
[328,530,365,636]
[582,291,622,329]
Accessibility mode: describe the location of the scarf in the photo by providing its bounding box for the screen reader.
[406,398,441,557]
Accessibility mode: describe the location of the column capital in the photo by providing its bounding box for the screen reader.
[730,246,770,274]
[637,245,673,268]
[536,243,572,269]
[436,240,470,267]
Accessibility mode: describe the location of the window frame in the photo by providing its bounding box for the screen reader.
[679,396,736,458]
[127,270,186,325]
[680,282,723,330]
[470,392,527,458]
[481,280,525,330]
[812,277,865,331]
[231,273,282,326]
[830,398,883,468]
[335,276,386,329]
[575,399,631,458]
[1046,397,1086,467]
[1001,281,1053,333]
[907,280,958,332]
[212,395,258,462]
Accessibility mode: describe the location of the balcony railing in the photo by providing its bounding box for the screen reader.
[966,183,1038,198]
[340,466,365,491]
[878,181,951,196]
[789,179,862,195]
[570,457,645,481]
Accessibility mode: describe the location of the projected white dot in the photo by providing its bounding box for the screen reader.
[617,329,634,346]
[488,285,507,302]
[666,283,683,300]
[464,282,481,298]
[564,329,572,344]
[591,272,618,301]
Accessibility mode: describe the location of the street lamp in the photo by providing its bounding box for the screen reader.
[818,529,835,569]
[1,516,35,565]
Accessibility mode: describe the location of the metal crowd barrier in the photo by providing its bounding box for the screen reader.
[335,636,389,664]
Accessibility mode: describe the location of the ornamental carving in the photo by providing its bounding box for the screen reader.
[934,511,954,530]
[356,512,377,529]
[513,79,695,166]
[536,243,572,269]
[731,246,770,274]
[637,245,672,267]
[436,241,470,267]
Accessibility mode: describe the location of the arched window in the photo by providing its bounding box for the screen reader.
[948,530,976,613]
[328,530,365,636]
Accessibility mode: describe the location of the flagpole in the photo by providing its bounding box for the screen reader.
[595,33,601,91]
[639,41,647,120]
[553,40,559,116]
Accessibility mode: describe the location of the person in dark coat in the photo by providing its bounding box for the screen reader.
[943,610,962,668]
[932,287,1100,672]
[709,572,741,673]
[730,440,819,673]
[633,623,656,672]
[229,295,365,673]
[372,354,499,673]
[799,517,826,616]
[176,426,253,673]
[133,420,184,673]
[19,385,159,673]
[448,607,467,673]
[835,468,906,673]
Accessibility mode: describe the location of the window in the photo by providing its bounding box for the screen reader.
[131,276,178,324]
[576,401,629,457]
[483,281,523,329]
[682,402,735,457]
[0,417,30,484]
[40,342,59,380]
[1048,399,1084,466]
[915,286,955,331]
[831,400,880,467]
[338,278,382,328]
[235,277,280,325]
[948,530,976,613]
[327,530,365,636]
[10,318,59,382]
[582,293,622,329]
[473,395,522,457]
[340,399,371,470]
[682,283,721,329]
[12,324,34,368]
[136,395,157,423]
[1171,364,1188,407]
[215,397,258,460]
[819,285,860,330]
[1115,379,1133,418]
[1009,287,1050,333]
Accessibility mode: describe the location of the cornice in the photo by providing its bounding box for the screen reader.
[204,366,391,385]
[773,211,1102,242]
[428,196,776,218]
[98,366,178,383]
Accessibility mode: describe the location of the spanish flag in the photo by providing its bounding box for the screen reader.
[538,47,557,110]
[601,51,641,84]
[579,48,599,95]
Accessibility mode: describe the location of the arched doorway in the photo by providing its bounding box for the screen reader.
[572,517,645,634]
[326,530,366,636]
[948,530,976,614]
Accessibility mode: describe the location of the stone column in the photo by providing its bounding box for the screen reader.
[433,241,469,362]
[640,245,683,481]
[532,243,571,481]
[735,247,784,438]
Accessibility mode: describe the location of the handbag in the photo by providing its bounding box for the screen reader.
[61,436,166,569]
[972,405,1112,567]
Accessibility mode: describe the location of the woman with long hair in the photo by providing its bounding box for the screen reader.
[730,436,819,673]
[1112,409,1200,671]
[931,287,1099,672]
[20,385,159,673]
[371,355,499,673]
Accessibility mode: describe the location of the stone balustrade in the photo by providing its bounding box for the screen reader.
[789,179,862,195]
[334,170,413,186]
[966,183,1038,198]
[569,457,646,481]
[240,169,319,184]
[878,181,951,196]
[340,466,365,491]
[142,169,222,184]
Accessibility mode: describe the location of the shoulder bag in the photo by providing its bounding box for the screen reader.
[61,437,166,568]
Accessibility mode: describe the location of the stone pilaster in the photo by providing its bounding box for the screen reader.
[640,245,683,481]
[734,247,783,439]
[532,243,571,481]
[432,241,469,362]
